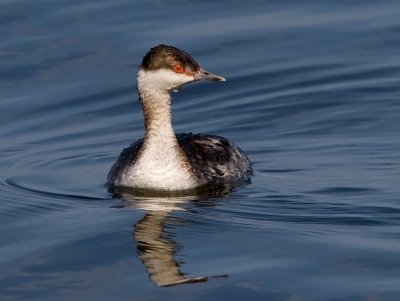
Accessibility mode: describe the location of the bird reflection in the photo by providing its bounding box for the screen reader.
[111,185,234,287]
[135,210,208,286]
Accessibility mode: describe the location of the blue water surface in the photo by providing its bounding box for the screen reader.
[1,0,400,300]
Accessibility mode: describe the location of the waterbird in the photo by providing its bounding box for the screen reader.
[107,44,252,191]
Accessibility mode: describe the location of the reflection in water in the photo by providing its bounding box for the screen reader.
[112,186,234,286]
[135,211,208,286]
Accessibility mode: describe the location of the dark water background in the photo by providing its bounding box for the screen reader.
[1,0,400,300]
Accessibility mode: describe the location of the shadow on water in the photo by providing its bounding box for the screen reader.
[110,185,237,287]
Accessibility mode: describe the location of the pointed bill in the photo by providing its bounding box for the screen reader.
[193,68,226,81]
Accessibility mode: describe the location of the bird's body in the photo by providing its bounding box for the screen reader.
[108,133,251,190]
[107,44,252,191]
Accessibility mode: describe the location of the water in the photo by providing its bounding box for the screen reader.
[1,0,400,300]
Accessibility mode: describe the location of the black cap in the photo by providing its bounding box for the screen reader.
[141,44,200,72]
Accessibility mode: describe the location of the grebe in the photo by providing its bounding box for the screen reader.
[107,44,252,191]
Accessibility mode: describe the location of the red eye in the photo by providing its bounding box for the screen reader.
[173,65,184,73]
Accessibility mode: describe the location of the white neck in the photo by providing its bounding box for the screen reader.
[128,69,197,190]
[137,68,178,147]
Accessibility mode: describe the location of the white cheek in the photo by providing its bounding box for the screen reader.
[138,69,193,91]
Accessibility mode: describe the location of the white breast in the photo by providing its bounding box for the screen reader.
[116,144,199,190]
